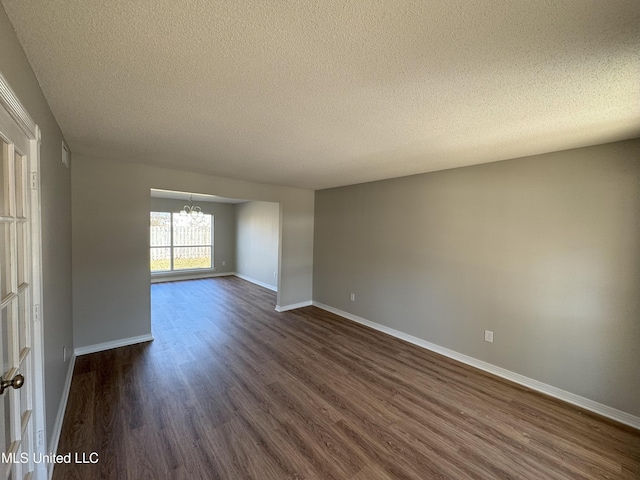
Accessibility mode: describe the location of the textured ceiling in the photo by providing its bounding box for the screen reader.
[3,0,639,190]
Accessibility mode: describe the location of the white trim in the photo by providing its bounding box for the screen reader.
[31,129,47,480]
[47,354,75,480]
[0,71,38,138]
[312,301,640,431]
[74,334,154,357]
[151,271,233,284]
[275,300,313,312]
[234,273,277,292]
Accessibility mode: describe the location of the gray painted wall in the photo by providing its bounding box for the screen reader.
[72,155,314,349]
[313,139,640,417]
[0,5,74,448]
[149,197,236,278]
[236,201,279,289]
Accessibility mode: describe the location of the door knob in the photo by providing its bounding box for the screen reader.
[0,374,24,395]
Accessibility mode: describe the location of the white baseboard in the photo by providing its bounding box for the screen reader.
[48,353,76,480]
[151,271,234,284]
[312,301,640,431]
[275,300,313,312]
[234,273,277,292]
[74,334,154,356]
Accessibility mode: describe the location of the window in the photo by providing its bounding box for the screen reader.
[150,211,213,272]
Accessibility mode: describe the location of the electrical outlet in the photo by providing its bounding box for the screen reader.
[273,271,276,278]
[63,346,67,362]
[350,293,355,301]
[222,261,226,266]
[484,330,494,343]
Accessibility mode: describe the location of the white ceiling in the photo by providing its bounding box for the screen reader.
[3,0,639,190]
[150,188,247,204]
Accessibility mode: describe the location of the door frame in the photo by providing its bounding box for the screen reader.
[0,72,47,479]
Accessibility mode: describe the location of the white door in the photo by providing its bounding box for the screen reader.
[0,92,39,480]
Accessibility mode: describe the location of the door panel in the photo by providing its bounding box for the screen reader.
[0,108,35,480]
[0,225,8,303]
[0,142,9,216]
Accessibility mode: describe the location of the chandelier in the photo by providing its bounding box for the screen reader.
[179,195,204,223]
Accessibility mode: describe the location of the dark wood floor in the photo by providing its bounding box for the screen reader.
[55,277,640,479]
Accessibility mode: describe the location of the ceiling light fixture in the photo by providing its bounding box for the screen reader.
[180,195,204,222]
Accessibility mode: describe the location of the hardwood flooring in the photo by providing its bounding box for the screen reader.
[54,277,640,479]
